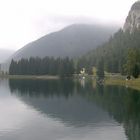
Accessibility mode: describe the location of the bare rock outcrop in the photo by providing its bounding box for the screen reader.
[124,1,140,32]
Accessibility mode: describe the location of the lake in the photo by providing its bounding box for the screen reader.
[0,78,140,140]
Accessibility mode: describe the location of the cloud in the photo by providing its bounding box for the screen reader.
[0,0,136,50]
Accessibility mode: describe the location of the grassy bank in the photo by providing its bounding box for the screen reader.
[105,75,140,91]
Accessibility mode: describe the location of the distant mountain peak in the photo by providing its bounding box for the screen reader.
[131,1,140,10]
[11,24,117,61]
[123,1,140,32]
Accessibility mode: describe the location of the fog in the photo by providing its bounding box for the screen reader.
[0,0,137,50]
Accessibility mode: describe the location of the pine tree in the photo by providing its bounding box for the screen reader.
[9,57,75,76]
[96,58,104,79]
[132,64,139,78]
[124,48,140,78]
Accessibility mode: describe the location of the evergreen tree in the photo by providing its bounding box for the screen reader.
[132,64,139,78]
[124,48,140,78]
[76,28,140,75]
[96,58,104,79]
[9,57,75,77]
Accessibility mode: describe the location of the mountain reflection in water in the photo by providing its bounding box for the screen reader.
[1,78,139,140]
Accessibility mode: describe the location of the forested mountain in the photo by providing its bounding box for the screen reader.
[11,28,140,76]
[10,24,117,60]
[77,29,140,74]
[76,1,140,78]
[8,1,140,77]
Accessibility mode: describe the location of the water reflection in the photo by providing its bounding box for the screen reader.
[7,79,140,140]
[9,79,111,127]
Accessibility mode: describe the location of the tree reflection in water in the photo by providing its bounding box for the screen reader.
[9,79,140,139]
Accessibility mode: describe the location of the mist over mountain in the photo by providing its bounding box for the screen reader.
[11,24,118,60]
[0,49,14,63]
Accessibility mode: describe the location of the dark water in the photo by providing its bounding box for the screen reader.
[0,78,140,140]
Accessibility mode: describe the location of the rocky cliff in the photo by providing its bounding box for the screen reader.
[124,1,140,32]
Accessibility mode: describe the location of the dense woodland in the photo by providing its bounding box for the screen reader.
[9,57,74,77]
[77,28,140,78]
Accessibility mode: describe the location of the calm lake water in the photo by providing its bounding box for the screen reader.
[0,78,140,140]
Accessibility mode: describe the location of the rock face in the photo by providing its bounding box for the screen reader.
[124,1,140,32]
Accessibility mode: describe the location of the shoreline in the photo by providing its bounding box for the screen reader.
[1,74,140,91]
[0,75,60,80]
[105,76,140,91]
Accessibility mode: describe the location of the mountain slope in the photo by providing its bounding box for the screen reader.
[79,1,140,74]
[11,24,117,60]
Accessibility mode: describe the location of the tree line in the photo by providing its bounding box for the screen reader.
[9,57,74,77]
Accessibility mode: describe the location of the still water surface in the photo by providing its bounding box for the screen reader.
[0,78,140,140]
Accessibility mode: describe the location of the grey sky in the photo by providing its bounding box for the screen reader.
[0,0,137,50]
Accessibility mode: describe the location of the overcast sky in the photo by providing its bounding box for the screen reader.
[0,0,137,50]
